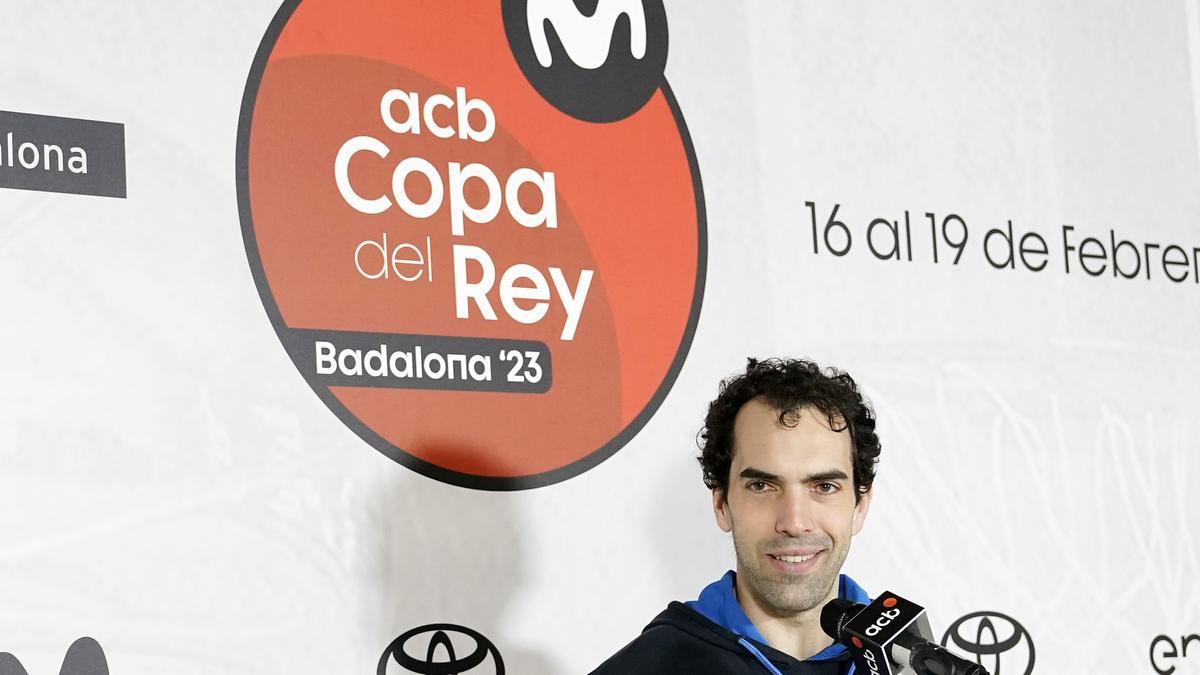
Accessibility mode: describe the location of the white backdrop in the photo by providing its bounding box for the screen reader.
[2,2,1198,673]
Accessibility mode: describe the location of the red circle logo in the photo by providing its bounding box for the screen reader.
[852,636,863,649]
[883,598,898,608]
[237,0,705,489]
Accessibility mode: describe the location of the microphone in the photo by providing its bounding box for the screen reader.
[820,593,989,675]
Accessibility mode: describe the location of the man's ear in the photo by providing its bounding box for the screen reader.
[712,488,732,533]
[851,485,873,536]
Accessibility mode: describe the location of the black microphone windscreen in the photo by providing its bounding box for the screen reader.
[820,598,864,642]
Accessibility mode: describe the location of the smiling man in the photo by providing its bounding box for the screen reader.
[592,358,881,674]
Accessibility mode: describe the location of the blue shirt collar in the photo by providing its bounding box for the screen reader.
[686,570,870,661]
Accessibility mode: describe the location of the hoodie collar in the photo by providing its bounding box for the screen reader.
[685,570,871,661]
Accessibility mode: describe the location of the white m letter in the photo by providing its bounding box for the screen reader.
[527,0,646,69]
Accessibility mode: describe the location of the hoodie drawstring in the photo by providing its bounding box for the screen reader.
[737,637,858,675]
[737,637,785,675]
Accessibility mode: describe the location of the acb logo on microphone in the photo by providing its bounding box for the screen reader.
[843,594,931,675]
[238,0,705,490]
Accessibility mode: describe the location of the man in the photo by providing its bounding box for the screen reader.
[592,357,881,674]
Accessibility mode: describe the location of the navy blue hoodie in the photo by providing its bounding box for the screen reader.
[591,572,868,674]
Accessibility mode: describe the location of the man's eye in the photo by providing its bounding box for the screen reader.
[814,482,839,494]
[747,481,770,492]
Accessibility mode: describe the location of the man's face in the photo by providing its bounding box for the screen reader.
[712,398,872,616]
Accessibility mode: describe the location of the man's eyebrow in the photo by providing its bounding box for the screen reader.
[804,469,851,483]
[737,467,781,482]
[739,468,851,483]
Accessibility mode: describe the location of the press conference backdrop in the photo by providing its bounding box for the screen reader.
[1,2,1198,674]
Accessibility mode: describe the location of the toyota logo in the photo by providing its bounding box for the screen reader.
[941,612,1035,675]
[378,624,504,675]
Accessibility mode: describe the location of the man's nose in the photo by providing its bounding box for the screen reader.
[775,489,815,537]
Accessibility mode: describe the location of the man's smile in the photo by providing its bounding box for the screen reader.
[766,550,825,573]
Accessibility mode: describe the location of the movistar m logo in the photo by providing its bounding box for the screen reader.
[526,0,647,68]
[0,638,108,675]
[503,0,669,123]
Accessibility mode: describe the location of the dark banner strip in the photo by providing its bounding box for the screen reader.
[0,109,126,198]
[284,328,552,394]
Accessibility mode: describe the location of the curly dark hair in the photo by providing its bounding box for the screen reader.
[697,357,881,502]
